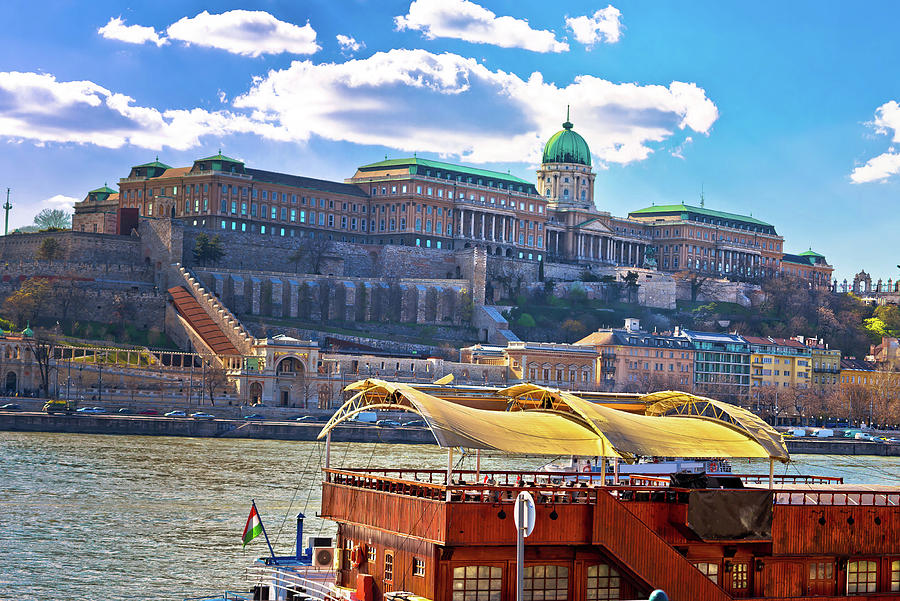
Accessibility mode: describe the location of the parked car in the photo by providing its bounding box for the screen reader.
[403,420,427,428]
[76,407,105,414]
[137,409,159,415]
[294,415,319,422]
[164,410,187,417]
[190,412,216,419]
[243,413,265,420]
[117,408,132,414]
[0,403,21,410]
[376,419,401,427]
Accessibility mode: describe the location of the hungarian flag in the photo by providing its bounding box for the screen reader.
[242,504,263,548]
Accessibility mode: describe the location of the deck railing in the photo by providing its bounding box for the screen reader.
[325,468,876,507]
[774,490,900,506]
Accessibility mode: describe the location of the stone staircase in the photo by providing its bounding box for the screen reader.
[174,263,254,355]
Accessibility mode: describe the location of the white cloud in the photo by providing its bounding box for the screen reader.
[336,34,364,54]
[98,16,168,47]
[566,6,623,47]
[671,136,693,160]
[0,71,271,150]
[851,101,900,183]
[44,194,80,210]
[394,0,568,53]
[166,10,319,57]
[233,48,718,165]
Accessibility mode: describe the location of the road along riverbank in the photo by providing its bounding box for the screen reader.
[2,411,899,454]
[0,411,436,444]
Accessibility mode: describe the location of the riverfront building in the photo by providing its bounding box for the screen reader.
[744,336,812,390]
[575,318,694,392]
[675,329,751,398]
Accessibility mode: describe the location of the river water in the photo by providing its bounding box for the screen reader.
[1,432,899,601]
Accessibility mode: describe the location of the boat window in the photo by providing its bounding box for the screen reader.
[413,557,426,577]
[693,562,718,584]
[731,562,749,590]
[891,560,899,591]
[452,566,502,601]
[384,552,393,583]
[847,560,877,593]
[524,565,569,600]
[367,545,376,563]
[586,563,620,599]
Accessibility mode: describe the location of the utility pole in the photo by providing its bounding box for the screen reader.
[3,189,11,235]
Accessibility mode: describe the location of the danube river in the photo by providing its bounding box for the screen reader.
[2,432,899,601]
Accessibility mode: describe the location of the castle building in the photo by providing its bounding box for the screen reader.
[72,115,831,283]
[72,185,119,234]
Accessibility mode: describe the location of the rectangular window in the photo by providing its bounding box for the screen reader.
[586,564,620,600]
[271,207,277,220]
[281,207,287,221]
[731,562,749,590]
[891,559,899,591]
[290,209,297,222]
[328,214,334,227]
[452,566,502,601]
[413,558,425,578]
[341,216,347,229]
[847,560,877,593]
[524,565,568,601]
[299,210,305,223]
[251,203,257,217]
[694,562,718,584]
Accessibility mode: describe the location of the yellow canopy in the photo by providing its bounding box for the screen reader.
[319,379,789,462]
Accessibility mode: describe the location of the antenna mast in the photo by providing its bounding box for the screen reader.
[3,189,10,235]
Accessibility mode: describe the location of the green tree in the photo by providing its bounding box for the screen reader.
[36,237,64,263]
[192,233,225,266]
[33,208,72,230]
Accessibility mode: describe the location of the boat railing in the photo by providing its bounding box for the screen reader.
[325,468,696,504]
[774,490,900,506]
[246,564,343,601]
[735,473,843,485]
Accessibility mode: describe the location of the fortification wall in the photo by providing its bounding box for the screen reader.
[194,268,472,326]
[0,260,154,283]
[0,231,141,265]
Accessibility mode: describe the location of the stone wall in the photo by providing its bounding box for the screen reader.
[0,260,154,284]
[0,230,141,265]
[0,280,165,328]
[676,278,761,307]
[194,268,472,326]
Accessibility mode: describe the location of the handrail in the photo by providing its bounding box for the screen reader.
[774,490,900,506]
[246,564,342,601]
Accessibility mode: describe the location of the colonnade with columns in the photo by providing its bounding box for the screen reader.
[456,208,531,250]
[546,229,647,267]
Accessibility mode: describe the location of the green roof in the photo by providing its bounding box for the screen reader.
[196,152,243,163]
[134,160,172,169]
[799,250,825,258]
[628,203,773,228]
[89,185,117,194]
[358,157,532,186]
[542,118,591,166]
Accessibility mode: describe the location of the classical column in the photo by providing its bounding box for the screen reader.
[480,212,486,240]
[469,211,475,239]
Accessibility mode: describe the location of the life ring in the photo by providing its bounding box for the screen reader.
[350,543,366,569]
[708,461,718,473]
[582,464,592,473]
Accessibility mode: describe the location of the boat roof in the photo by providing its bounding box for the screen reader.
[318,379,789,462]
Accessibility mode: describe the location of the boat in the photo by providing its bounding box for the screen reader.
[202,380,900,600]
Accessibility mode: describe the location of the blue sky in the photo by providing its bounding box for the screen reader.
[2,1,900,282]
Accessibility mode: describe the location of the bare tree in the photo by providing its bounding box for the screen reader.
[203,359,228,406]
[288,235,333,275]
[24,330,57,398]
[675,270,710,303]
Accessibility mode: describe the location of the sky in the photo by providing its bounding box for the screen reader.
[2,1,900,282]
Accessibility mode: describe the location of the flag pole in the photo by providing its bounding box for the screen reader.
[252,499,278,565]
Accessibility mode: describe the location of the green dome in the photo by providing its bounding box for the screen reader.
[542,118,591,167]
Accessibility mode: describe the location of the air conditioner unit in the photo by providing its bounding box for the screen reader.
[313,546,335,569]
